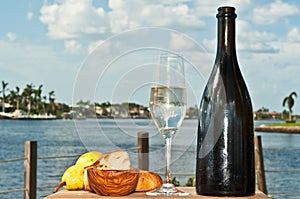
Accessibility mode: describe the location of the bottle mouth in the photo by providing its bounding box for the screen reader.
[216,6,237,18]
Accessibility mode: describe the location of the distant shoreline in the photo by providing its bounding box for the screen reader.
[255,125,300,134]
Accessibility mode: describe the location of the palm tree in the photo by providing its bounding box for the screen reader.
[22,83,34,114]
[42,95,47,114]
[8,90,17,109]
[48,90,55,103]
[48,91,55,115]
[8,86,21,110]
[15,86,20,110]
[33,84,43,113]
[283,91,297,121]
[0,81,9,112]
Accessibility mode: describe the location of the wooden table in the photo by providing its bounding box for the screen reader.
[44,187,270,199]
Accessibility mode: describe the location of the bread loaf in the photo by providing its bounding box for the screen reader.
[98,150,131,170]
[135,170,163,192]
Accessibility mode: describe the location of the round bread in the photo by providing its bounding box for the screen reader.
[87,168,139,196]
[135,170,163,192]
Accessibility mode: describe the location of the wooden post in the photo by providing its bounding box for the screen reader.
[24,141,37,199]
[254,136,268,195]
[138,132,149,170]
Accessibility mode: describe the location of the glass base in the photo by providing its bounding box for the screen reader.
[146,183,189,196]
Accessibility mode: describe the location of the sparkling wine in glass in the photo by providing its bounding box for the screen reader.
[147,53,188,196]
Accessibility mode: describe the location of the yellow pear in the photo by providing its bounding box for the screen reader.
[53,164,84,192]
[75,151,103,165]
[63,164,85,190]
[53,151,102,193]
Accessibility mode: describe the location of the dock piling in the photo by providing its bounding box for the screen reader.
[24,141,37,199]
[138,132,149,171]
[254,136,268,195]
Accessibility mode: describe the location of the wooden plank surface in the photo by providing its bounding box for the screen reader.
[44,187,270,199]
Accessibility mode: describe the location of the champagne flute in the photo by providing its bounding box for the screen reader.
[147,53,188,196]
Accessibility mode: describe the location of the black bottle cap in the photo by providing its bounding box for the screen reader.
[216,6,237,18]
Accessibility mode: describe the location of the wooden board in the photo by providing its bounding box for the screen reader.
[44,187,270,199]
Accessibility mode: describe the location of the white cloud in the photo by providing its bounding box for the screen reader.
[237,20,278,53]
[27,12,34,21]
[202,20,278,54]
[0,40,78,103]
[40,0,108,39]
[287,28,300,42]
[64,40,82,54]
[40,0,205,39]
[194,0,253,17]
[108,1,205,33]
[170,32,197,50]
[0,41,67,75]
[253,0,300,25]
[6,32,17,42]
[88,40,105,54]
[202,38,215,53]
[242,41,300,111]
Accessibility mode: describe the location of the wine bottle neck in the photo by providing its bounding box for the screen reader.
[216,7,237,58]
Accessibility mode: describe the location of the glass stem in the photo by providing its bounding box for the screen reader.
[164,134,172,184]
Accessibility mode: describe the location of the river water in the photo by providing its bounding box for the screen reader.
[0,119,299,199]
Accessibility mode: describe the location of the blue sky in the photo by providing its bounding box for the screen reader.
[1,0,300,112]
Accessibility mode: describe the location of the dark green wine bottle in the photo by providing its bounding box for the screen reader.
[196,6,255,196]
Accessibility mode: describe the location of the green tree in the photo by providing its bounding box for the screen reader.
[282,91,297,121]
[22,83,34,114]
[8,90,17,110]
[0,81,9,112]
[7,86,21,111]
[15,86,20,110]
[48,90,55,115]
[76,100,92,107]
[33,84,43,113]
[42,95,47,113]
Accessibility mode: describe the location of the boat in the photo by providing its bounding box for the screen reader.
[61,110,86,120]
[0,109,57,120]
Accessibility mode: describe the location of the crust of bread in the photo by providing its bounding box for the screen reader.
[135,170,163,192]
[99,150,131,170]
[83,160,100,191]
